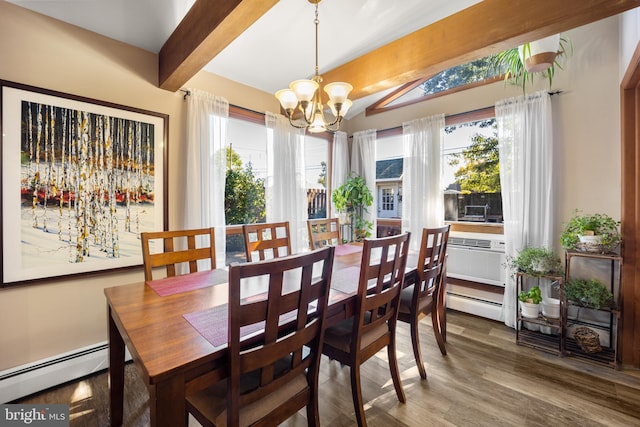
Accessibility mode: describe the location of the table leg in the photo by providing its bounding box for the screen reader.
[108,306,125,426]
[149,376,186,427]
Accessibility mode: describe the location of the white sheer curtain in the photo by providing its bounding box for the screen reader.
[265,112,307,253]
[496,90,554,328]
[184,89,228,268]
[331,131,349,219]
[351,129,377,236]
[402,114,445,251]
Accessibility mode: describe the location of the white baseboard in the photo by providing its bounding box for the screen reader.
[0,342,129,403]
[447,293,503,322]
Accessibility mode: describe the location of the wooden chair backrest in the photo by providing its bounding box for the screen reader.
[243,222,292,262]
[413,225,450,303]
[307,218,341,250]
[226,246,335,426]
[140,228,216,282]
[352,233,410,353]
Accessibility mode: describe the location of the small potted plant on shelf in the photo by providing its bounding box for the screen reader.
[560,210,621,253]
[509,247,563,277]
[518,285,542,318]
[564,278,615,310]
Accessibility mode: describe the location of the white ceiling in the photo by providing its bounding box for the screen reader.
[7,0,483,115]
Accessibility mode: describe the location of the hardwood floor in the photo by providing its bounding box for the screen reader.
[13,310,640,426]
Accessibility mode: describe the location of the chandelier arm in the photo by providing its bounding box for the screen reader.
[324,115,341,128]
[324,118,343,133]
[287,114,313,129]
[298,102,315,125]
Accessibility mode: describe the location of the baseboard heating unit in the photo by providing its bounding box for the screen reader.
[446,231,506,322]
[0,342,131,403]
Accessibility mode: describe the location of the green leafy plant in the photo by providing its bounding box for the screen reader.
[564,278,614,309]
[488,36,572,93]
[560,210,621,252]
[518,285,542,304]
[509,247,563,277]
[332,173,374,241]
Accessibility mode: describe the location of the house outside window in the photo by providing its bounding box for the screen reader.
[375,117,502,233]
[376,157,403,219]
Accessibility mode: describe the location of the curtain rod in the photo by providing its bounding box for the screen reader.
[349,90,563,139]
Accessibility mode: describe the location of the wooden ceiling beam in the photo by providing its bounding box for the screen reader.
[158,0,278,92]
[321,0,640,100]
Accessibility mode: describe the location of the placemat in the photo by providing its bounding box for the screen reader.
[146,268,228,297]
[334,244,363,257]
[184,302,298,347]
[330,266,361,294]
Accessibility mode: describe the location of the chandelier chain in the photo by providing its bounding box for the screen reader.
[314,3,319,77]
[274,0,352,133]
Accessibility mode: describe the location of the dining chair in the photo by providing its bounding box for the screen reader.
[140,228,216,282]
[185,246,336,427]
[321,233,411,427]
[397,225,450,379]
[243,221,292,262]
[307,217,341,250]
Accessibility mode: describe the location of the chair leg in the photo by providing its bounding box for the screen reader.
[432,308,447,356]
[307,397,320,427]
[349,364,367,427]
[441,305,447,342]
[388,333,406,404]
[409,316,427,379]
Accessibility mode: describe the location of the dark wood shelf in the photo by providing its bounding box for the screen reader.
[564,338,618,369]
[565,251,622,369]
[517,329,563,356]
[515,272,565,355]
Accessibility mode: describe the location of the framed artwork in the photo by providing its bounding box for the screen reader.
[1,80,168,285]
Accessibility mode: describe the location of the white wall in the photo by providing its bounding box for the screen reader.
[0,2,278,373]
[348,16,622,253]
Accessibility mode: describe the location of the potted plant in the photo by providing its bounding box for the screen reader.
[560,211,621,253]
[332,173,374,241]
[509,247,563,277]
[564,278,614,310]
[489,34,572,93]
[519,285,542,318]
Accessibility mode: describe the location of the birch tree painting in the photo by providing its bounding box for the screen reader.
[20,100,156,267]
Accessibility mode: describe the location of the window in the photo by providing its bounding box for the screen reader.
[444,118,502,223]
[366,56,502,115]
[374,115,502,235]
[305,136,329,219]
[226,117,267,227]
[224,115,329,262]
[375,134,403,236]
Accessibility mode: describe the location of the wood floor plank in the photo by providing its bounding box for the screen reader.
[12,310,640,426]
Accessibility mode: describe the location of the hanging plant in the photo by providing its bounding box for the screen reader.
[488,35,572,93]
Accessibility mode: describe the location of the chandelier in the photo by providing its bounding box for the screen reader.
[275,0,352,133]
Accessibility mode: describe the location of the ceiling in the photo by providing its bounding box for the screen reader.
[7,0,640,118]
[6,0,480,116]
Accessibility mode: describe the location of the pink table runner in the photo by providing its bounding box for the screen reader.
[146,269,228,296]
[334,244,363,257]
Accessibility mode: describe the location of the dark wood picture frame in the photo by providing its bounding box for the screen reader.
[1,80,168,286]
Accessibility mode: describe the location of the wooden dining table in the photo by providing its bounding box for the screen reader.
[105,243,417,427]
